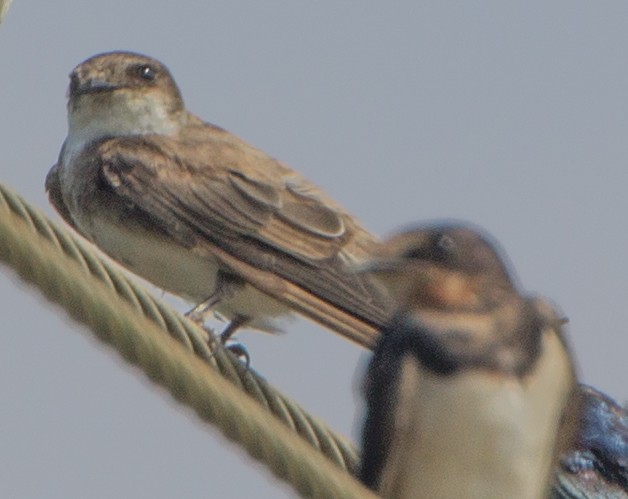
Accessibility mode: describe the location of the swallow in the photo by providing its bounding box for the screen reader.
[357,222,580,499]
[556,384,627,497]
[45,51,390,347]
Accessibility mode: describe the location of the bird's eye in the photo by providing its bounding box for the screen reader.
[437,234,456,254]
[431,233,458,262]
[68,72,80,96]
[136,64,156,81]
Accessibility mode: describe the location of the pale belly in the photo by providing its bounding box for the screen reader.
[75,213,290,333]
[379,331,572,499]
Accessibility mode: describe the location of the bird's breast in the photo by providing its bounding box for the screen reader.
[380,330,572,499]
[85,214,222,301]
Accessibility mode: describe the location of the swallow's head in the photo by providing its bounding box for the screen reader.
[66,51,185,138]
[358,222,517,312]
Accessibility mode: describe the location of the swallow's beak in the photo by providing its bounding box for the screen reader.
[69,74,118,98]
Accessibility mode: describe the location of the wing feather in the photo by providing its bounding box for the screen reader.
[96,131,390,333]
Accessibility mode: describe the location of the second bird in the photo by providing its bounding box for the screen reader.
[358,223,580,499]
[46,51,390,347]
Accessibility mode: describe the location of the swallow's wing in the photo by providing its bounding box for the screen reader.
[93,131,389,347]
[359,324,409,489]
[45,163,79,231]
[556,384,628,496]
[360,317,456,491]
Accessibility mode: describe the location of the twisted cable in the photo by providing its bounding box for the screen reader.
[0,182,373,498]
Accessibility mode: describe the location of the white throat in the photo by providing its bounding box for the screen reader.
[67,90,181,141]
[60,90,184,191]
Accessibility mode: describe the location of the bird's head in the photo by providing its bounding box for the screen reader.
[357,222,517,313]
[66,51,186,139]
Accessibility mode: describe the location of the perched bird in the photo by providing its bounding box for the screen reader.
[46,51,390,347]
[358,223,580,499]
[554,384,628,498]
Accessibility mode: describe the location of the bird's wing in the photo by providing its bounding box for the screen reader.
[556,384,628,496]
[45,163,79,231]
[359,322,409,489]
[93,131,389,347]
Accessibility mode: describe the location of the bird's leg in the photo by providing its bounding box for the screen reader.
[220,314,250,343]
[186,273,252,365]
[186,270,245,323]
[220,314,252,367]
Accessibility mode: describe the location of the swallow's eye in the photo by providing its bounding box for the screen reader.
[136,64,156,81]
[430,233,458,263]
[68,72,80,96]
[437,234,456,255]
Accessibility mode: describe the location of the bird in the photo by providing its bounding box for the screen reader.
[45,51,390,347]
[357,222,580,499]
[556,384,628,497]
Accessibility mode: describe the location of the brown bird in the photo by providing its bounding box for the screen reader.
[358,223,580,499]
[46,51,390,347]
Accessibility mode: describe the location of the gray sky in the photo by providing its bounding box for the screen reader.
[1,2,627,498]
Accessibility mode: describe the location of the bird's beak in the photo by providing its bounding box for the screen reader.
[69,75,118,98]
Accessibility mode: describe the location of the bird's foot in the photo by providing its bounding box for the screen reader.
[223,340,251,368]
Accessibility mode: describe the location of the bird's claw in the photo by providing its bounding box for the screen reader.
[223,340,251,368]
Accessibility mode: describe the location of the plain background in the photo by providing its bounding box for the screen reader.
[1,2,627,498]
